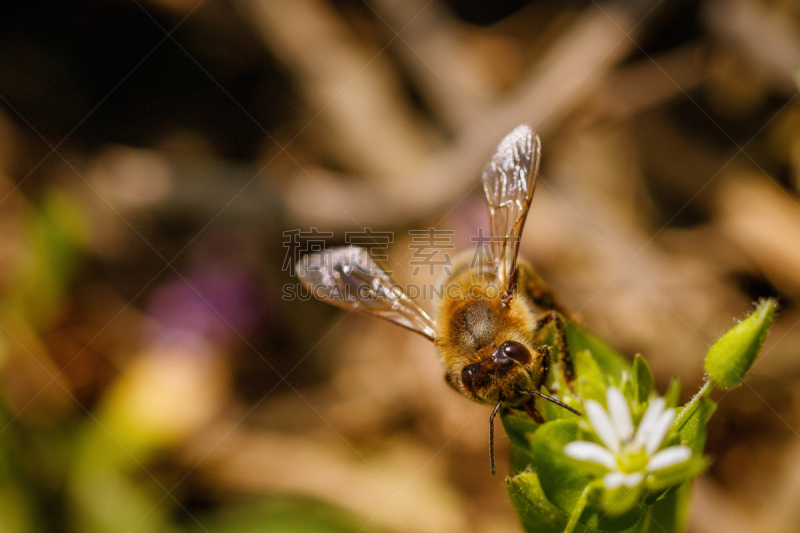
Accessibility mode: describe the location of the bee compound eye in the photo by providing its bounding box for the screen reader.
[461,362,481,391]
[462,363,479,379]
[499,341,531,365]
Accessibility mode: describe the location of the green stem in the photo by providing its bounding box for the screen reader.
[563,484,593,533]
[673,378,715,430]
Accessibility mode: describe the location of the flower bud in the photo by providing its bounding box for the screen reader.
[704,298,777,388]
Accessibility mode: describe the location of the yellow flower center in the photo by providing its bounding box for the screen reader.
[616,445,648,474]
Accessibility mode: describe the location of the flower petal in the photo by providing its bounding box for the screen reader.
[586,400,620,452]
[645,408,676,455]
[603,471,644,489]
[633,397,665,448]
[647,445,692,472]
[622,472,645,487]
[607,386,634,441]
[603,472,625,489]
[564,441,616,469]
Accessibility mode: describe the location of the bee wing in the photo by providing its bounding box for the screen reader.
[296,246,437,341]
[482,124,541,298]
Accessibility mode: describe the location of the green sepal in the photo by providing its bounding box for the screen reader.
[620,371,636,401]
[646,457,709,493]
[593,481,643,520]
[633,355,654,404]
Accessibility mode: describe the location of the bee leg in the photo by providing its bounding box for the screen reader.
[534,311,577,393]
[535,345,551,391]
[523,346,572,422]
[489,400,503,476]
[522,346,551,422]
[523,398,546,424]
[519,267,582,324]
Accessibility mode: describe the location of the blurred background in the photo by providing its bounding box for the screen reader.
[0,0,799,532]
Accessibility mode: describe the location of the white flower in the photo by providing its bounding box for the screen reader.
[564,387,692,490]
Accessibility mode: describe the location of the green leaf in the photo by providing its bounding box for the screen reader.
[564,482,598,533]
[538,387,582,423]
[501,410,539,473]
[574,349,606,405]
[531,420,642,531]
[532,420,595,510]
[632,355,654,404]
[567,324,631,384]
[651,482,692,533]
[508,471,573,533]
[704,298,777,388]
[663,377,681,408]
[502,410,540,451]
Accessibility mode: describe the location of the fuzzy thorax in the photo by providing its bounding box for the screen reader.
[434,270,542,404]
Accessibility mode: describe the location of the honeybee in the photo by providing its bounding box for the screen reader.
[297,125,581,474]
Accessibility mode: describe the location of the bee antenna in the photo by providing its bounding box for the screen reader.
[489,400,503,476]
[522,389,582,417]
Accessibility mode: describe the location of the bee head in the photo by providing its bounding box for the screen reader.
[461,340,533,401]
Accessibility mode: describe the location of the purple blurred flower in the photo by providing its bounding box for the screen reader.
[146,268,261,348]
